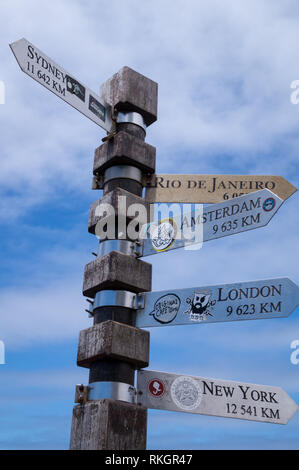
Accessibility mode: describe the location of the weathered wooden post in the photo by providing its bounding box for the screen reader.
[70,67,158,450]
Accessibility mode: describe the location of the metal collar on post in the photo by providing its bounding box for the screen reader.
[116,111,146,132]
[92,290,143,311]
[104,165,143,186]
[98,239,135,257]
[98,239,143,258]
[88,381,137,404]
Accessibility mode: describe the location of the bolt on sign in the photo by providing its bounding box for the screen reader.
[135,278,299,328]
[10,38,113,132]
[140,189,284,257]
[144,174,297,204]
[137,370,299,424]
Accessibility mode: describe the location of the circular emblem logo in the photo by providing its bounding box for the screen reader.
[148,379,165,398]
[263,197,276,212]
[151,218,176,252]
[150,294,181,324]
[171,376,202,411]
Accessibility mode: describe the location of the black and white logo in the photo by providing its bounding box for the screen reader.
[184,291,215,321]
[150,294,181,324]
[66,75,85,102]
[89,95,106,121]
[151,219,176,252]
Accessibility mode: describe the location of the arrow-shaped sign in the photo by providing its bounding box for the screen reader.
[137,370,298,424]
[10,38,113,132]
[145,174,297,203]
[140,189,284,257]
[135,278,299,328]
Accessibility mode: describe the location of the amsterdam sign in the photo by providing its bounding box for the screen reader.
[10,38,113,132]
[140,189,284,257]
[135,278,299,328]
[137,370,298,424]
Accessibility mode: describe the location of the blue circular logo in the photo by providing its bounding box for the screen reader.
[263,198,276,212]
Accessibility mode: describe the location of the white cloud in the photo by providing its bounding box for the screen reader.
[0,278,89,348]
[0,0,299,449]
[0,0,299,219]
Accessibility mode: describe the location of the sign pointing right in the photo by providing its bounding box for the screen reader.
[140,189,284,257]
[137,370,299,425]
[135,278,299,328]
[145,174,297,204]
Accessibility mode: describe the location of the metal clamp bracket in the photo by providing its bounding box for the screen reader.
[104,165,143,185]
[75,384,89,404]
[86,290,145,316]
[88,381,137,404]
[133,240,144,258]
[93,165,143,190]
[97,239,143,258]
[93,290,138,311]
[98,239,135,257]
[116,111,146,132]
[75,382,137,404]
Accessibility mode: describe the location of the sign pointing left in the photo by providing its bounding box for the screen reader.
[10,38,113,133]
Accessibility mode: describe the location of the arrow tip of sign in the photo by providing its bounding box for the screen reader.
[9,37,24,48]
[9,38,29,73]
[281,177,298,196]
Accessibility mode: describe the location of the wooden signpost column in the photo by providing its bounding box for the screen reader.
[10,39,298,449]
[70,67,158,450]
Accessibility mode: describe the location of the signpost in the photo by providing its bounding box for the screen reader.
[11,39,298,449]
[135,278,299,328]
[137,370,298,424]
[140,189,283,257]
[145,174,297,203]
[10,38,113,132]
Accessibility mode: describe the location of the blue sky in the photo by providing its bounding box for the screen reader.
[0,0,299,450]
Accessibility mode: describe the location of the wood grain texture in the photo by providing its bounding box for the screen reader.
[70,399,147,450]
[83,251,152,297]
[77,320,149,368]
[93,130,156,175]
[100,66,158,126]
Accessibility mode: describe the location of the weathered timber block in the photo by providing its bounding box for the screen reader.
[83,251,152,298]
[88,188,151,235]
[93,131,156,175]
[70,399,147,450]
[77,320,149,368]
[100,66,158,126]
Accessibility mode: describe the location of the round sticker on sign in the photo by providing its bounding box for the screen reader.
[263,197,276,212]
[171,376,203,411]
[148,379,165,398]
[150,293,181,324]
[151,218,176,252]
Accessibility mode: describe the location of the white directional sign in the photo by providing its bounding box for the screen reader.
[137,370,298,424]
[10,38,113,132]
[135,278,299,328]
[140,189,283,257]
